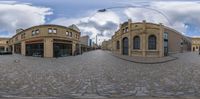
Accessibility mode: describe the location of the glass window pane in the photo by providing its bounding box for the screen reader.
[53,29,57,33]
[48,28,52,33]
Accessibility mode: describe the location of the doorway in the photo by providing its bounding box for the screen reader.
[53,43,72,57]
[26,43,44,57]
[122,37,129,55]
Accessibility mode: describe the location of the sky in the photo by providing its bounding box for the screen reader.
[0,0,200,44]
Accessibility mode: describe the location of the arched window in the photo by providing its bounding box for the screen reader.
[133,36,140,49]
[148,35,156,50]
[116,41,120,49]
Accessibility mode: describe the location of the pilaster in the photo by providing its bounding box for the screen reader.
[159,23,164,57]
[128,19,132,56]
[44,38,53,58]
[142,20,147,57]
[21,41,26,56]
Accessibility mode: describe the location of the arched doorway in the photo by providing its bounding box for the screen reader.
[122,37,129,55]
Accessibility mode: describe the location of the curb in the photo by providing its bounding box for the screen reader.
[111,53,178,64]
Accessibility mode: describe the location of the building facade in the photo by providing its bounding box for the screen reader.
[80,35,93,53]
[102,39,112,51]
[0,38,9,52]
[6,24,80,58]
[112,19,191,57]
[191,37,200,52]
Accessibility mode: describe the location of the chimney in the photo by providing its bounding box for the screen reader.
[128,19,132,23]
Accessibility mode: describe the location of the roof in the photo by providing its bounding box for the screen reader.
[68,24,80,32]
[11,24,81,39]
[80,35,89,38]
[191,36,200,39]
[0,37,10,40]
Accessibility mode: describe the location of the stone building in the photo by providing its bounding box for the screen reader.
[5,24,80,58]
[191,37,200,52]
[0,38,9,52]
[80,35,91,53]
[112,19,191,57]
[102,39,112,51]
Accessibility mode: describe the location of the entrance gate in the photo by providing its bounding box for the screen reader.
[122,37,129,55]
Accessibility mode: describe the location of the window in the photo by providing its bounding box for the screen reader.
[164,41,168,47]
[125,27,128,32]
[164,32,168,40]
[66,31,72,37]
[148,35,156,50]
[48,28,53,33]
[32,30,36,36]
[15,36,18,41]
[53,29,57,33]
[69,32,72,37]
[21,33,25,39]
[66,31,69,36]
[133,36,140,49]
[36,29,39,34]
[116,41,120,49]
[32,29,39,36]
[75,34,78,39]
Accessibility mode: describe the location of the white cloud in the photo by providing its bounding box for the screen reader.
[150,1,200,34]
[89,11,120,25]
[124,8,169,25]
[0,1,52,37]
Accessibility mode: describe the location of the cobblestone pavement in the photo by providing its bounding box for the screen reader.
[0,50,200,99]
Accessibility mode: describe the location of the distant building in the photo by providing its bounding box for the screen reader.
[89,39,93,47]
[80,35,92,53]
[92,42,98,49]
[80,35,90,46]
[102,39,112,51]
[0,38,9,52]
[191,37,200,52]
[111,19,191,57]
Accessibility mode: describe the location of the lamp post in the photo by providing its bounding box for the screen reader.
[96,34,98,46]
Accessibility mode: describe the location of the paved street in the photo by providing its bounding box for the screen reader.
[0,50,200,99]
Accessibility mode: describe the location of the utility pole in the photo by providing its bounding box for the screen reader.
[96,34,98,46]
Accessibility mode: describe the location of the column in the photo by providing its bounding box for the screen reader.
[44,38,53,58]
[119,24,123,55]
[4,46,6,52]
[12,45,14,54]
[142,20,147,57]
[159,23,164,57]
[21,41,26,56]
[142,34,146,56]
[128,19,132,56]
[72,42,76,56]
